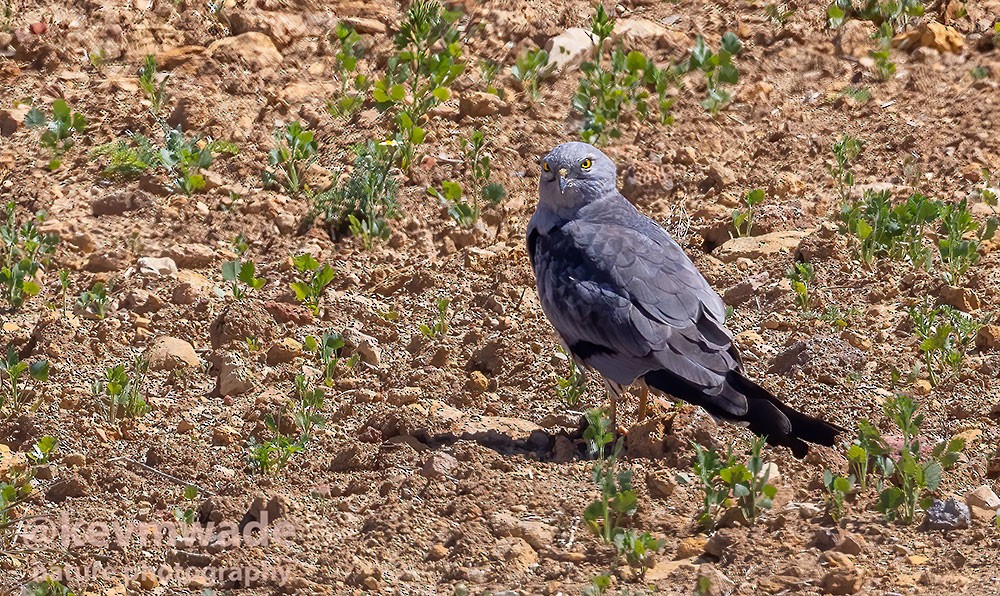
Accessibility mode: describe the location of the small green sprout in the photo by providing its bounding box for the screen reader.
[290,253,336,315]
[24,99,88,170]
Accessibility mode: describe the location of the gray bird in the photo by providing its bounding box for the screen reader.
[526,141,843,457]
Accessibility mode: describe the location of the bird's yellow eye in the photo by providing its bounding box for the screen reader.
[542,161,551,172]
[581,158,593,170]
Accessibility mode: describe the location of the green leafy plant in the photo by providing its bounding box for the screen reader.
[764,3,795,25]
[419,297,450,338]
[478,58,502,96]
[835,86,872,104]
[682,442,736,531]
[1,346,50,418]
[303,331,359,386]
[24,99,88,170]
[429,129,507,228]
[971,65,990,80]
[373,0,465,170]
[174,484,200,525]
[92,133,160,178]
[555,346,586,406]
[732,188,764,237]
[683,33,743,114]
[822,469,855,522]
[583,574,611,596]
[75,281,112,319]
[27,435,58,465]
[313,141,399,248]
[139,54,169,115]
[826,0,926,30]
[908,300,981,386]
[292,373,326,442]
[249,417,303,475]
[327,22,371,119]
[814,304,859,330]
[717,436,777,526]
[511,48,553,101]
[830,133,862,206]
[938,198,998,284]
[24,579,75,596]
[875,394,964,524]
[787,261,815,310]
[92,357,150,424]
[221,235,266,299]
[573,5,676,144]
[846,419,888,490]
[870,23,896,81]
[263,121,318,198]
[582,409,662,577]
[290,253,336,315]
[1,202,59,311]
[160,126,237,195]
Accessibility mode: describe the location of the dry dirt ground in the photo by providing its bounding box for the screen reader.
[2,0,1000,594]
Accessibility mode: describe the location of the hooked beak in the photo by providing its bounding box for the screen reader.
[558,168,569,193]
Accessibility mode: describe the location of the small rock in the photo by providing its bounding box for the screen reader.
[468,370,489,393]
[214,353,255,396]
[146,336,200,371]
[91,191,146,216]
[343,329,381,366]
[714,231,812,263]
[45,474,88,503]
[164,243,215,268]
[964,485,1000,510]
[675,536,707,559]
[646,470,677,499]
[427,543,448,561]
[975,325,1000,350]
[206,32,283,69]
[722,272,769,306]
[496,537,538,570]
[925,497,971,531]
[706,161,737,187]
[62,452,86,467]
[696,564,735,596]
[908,554,930,565]
[704,528,737,560]
[342,17,386,34]
[212,425,240,446]
[820,551,864,594]
[939,285,978,311]
[893,21,964,53]
[835,533,866,556]
[459,91,509,117]
[420,452,458,479]
[265,337,303,365]
[137,256,178,278]
[544,28,596,76]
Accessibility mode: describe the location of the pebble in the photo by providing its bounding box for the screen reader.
[137,256,178,278]
[925,498,971,531]
[145,336,200,371]
[964,485,1000,510]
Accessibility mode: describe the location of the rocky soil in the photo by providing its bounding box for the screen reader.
[2,0,1000,594]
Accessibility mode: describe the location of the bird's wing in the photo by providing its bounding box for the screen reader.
[529,206,745,416]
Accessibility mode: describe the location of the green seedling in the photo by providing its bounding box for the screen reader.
[478,58,502,96]
[1,202,59,311]
[846,419,888,491]
[87,48,108,71]
[221,235,266,299]
[822,469,855,522]
[583,574,611,596]
[511,48,553,101]
[76,281,112,319]
[290,253,336,315]
[555,346,586,406]
[908,300,981,386]
[313,141,398,248]
[582,409,662,577]
[831,134,862,206]
[765,3,795,25]
[24,99,87,170]
[139,55,169,115]
[24,579,75,596]
[680,441,736,531]
[971,66,990,80]
[293,373,326,443]
[938,198,997,284]
[732,188,764,237]
[160,126,237,195]
[573,5,676,144]
[870,23,896,81]
[245,336,261,352]
[249,416,302,475]
[875,394,964,524]
[815,304,859,330]
[263,121,318,198]
[429,129,507,229]
[787,261,815,310]
[92,133,160,179]
[303,331,359,386]
[827,0,925,30]
[1,346,50,418]
[27,435,57,465]
[419,297,450,338]
[91,357,150,424]
[174,484,199,525]
[835,86,872,104]
[717,436,777,526]
[373,0,465,170]
[327,22,372,119]
[683,32,743,114]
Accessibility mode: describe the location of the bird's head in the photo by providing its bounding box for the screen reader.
[538,142,617,211]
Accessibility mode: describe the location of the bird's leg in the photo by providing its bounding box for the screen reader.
[636,385,649,422]
[603,379,623,433]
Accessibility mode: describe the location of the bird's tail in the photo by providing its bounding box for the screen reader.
[643,369,844,458]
